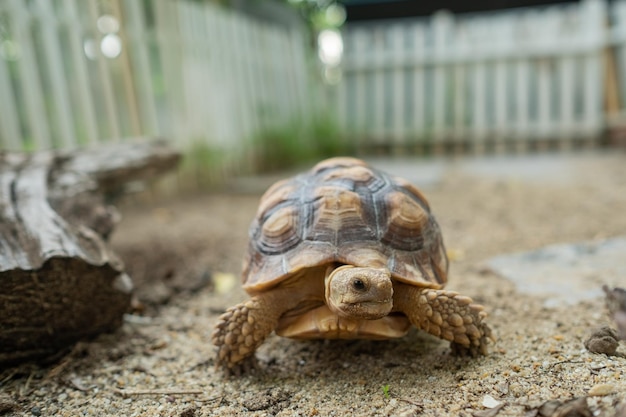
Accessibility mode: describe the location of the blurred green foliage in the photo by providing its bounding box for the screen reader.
[253,112,353,172]
[180,140,231,188]
[190,0,345,31]
[287,0,346,30]
[177,113,352,188]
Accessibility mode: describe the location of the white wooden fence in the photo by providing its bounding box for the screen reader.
[333,0,626,152]
[0,0,312,163]
[3,0,626,166]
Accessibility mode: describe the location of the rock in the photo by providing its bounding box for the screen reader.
[588,383,615,396]
[584,326,620,356]
[486,238,626,307]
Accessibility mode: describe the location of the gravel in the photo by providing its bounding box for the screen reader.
[1,152,625,417]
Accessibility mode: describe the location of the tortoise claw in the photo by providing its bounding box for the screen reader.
[218,355,260,377]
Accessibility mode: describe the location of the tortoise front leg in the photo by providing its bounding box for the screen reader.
[212,289,298,374]
[393,283,493,355]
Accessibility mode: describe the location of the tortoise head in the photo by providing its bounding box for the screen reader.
[325,265,393,320]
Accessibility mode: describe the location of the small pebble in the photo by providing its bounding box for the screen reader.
[584,326,619,356]
[495,382,509,395]
[31,406,42,416]
[482,394,501,409]
[590,362,606,371]
[588,383,615,396]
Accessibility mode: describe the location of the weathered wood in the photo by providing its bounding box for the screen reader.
[604,285,626,340]
[0,140,180,366]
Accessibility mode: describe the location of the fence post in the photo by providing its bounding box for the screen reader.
[110,0,142,137]
[8,0,52,149]
[121,0,160,137]
[64,0,100,146]
[432,10,453,152]
[390,23,406,150]
[35,0,77,148]
[351,28,369,143]
[411,23,425,150]
[0,33,22,149]
[153,1,186,146]
[581,0,607,146]
[609,0,626,144]
[87,0,122,142]
[603,1,626,145]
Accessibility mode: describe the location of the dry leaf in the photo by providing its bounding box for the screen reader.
[214,272,237,294]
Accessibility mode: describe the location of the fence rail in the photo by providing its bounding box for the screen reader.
[334,0,626,152]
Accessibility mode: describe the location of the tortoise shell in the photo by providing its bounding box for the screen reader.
[243,157,448,292]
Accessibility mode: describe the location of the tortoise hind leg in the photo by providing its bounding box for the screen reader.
[393,284,493,355]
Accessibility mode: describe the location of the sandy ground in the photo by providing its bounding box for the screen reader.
[2,152,626,416]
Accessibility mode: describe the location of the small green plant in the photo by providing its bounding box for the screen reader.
[252,112,353,173]
[382,384,391,399]
[180,141,230,187]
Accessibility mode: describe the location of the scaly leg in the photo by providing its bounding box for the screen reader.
[212,286,304,374]
[212,296,283,374]
[394,283,493,355]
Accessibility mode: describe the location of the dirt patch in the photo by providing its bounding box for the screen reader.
[1,153,626,416]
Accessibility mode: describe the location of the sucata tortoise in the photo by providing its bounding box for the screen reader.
[213,157,492,372]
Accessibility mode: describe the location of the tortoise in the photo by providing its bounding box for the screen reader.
[213,157,492,372]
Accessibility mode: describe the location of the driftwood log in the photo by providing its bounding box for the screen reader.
[0,140,180,366]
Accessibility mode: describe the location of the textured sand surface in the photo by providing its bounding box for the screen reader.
[1,152,625,417]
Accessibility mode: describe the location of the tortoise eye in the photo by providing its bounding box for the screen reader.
[352,279,366,291]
